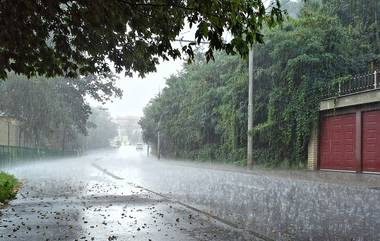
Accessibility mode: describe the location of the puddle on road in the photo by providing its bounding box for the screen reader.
[368,186,380,191]
[0,157,261,241]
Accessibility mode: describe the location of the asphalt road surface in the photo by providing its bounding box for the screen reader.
[1,146,380,241]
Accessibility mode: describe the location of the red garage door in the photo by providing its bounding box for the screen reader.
[319,114,357,171]
[363,111,380,172]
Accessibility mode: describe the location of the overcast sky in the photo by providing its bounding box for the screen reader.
[101,59,184,118]
[90,26,196,118]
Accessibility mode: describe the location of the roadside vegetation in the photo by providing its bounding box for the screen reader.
[0,172,18,204]
[0,74,120,154]
[79,107,118,150]
[0,1,289,159]
[140,0,380,167]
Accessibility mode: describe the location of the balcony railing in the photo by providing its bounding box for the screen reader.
[324,71,379,98]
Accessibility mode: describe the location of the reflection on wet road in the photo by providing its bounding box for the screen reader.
[1,146,380,240]
[0,149,263,241]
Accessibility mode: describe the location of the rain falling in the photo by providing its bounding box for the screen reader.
[1,0,380,241]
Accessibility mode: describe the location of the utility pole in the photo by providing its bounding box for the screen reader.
[157,114,162,160]
[247,47,254,169]
[375,0,380,50]
[157,130,160,160]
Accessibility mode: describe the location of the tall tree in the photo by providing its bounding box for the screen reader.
[140,1,378,167]
[140,52,249,163]
[0,0,285,79]
[79,107,118,150]
[322,0,380,55]
[0,73,121,150]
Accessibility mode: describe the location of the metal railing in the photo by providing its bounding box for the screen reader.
[0,145,77,169]
[324,71,379,98]
[0,145,72,162]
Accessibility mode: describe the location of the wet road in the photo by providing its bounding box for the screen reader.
[1,146,380,241]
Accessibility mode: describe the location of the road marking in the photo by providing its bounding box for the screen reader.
[92,163,124,180]
[92,162,275,241]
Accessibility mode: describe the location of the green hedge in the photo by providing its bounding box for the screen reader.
[0,172,18,203]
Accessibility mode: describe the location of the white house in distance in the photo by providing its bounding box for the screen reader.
[0,112,21,147]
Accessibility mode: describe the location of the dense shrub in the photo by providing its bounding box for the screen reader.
[0,172,18,203]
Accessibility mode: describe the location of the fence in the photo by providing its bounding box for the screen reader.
[0,145,73,162]
[323,71,379,98]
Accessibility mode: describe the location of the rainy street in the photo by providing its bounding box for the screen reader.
[1,1,380,241]
[0,147,259,241]
[0,146,379,241]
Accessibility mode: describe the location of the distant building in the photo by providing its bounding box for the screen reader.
[0,113,21,147]
[113,116,142,145]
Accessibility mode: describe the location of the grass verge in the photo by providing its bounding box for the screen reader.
[0,172,18,204]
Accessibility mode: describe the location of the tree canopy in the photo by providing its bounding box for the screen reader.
[0,73,121,151]
[140,0,380,167]
[79,107,118,150]
[0,0,285,79]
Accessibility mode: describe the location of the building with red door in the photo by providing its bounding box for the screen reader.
[308,70,380,173]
